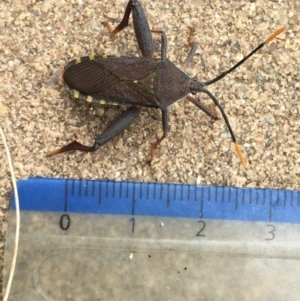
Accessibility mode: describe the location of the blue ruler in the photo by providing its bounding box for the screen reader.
[11,177,300,224]
[6,177,300,301]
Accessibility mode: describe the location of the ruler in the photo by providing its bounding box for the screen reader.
[4,178,300,301]
[10,177,300,222]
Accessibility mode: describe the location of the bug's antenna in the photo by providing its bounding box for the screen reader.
[204,25,286,86]
[201,88,246,167]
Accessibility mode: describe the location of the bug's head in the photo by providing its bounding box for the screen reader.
[189,75,205,95]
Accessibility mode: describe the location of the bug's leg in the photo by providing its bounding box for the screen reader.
[182,28,220,119]
[182,27,198,71]
[102,0,134,36]
[102,0,153,58]
[186,95,219,120]
[148,109,170,165]
[151,30,168,60]
[47,106,141,156]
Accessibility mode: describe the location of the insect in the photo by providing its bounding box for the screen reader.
[47,0,285,166]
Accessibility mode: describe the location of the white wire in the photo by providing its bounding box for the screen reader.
[0,126,20,301]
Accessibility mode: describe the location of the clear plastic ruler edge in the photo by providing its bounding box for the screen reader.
[7,176,300,258]
[4,177,300,301]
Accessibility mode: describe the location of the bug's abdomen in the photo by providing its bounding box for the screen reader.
[64,58,120,95]
[63,55,161,107]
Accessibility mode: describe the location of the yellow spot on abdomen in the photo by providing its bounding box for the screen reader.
[73,89,80,98]
[75,57,81,64]
[99,99,106,105]
[86,95,93,103]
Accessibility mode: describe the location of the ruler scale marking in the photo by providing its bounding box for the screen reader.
[10,178,300,224]
[167,183,170,207]
[147,182,149,199]
[233,187,239,211]
[284,189,287,207]
[139,182,141,199]
[64,179,68,212]
[160,183,163,200]
[293,190,297,207]
[112,181,115,198]
[92,180,95,197]
[221,186,224,203]
[98,181,102,204]
[199,187,203,218]
[255,189,258,205]
[105,180,108,198]
[213,186,217,203]
[119,181,122,198]
[132,183,135,216]
[71,179,75,196]
[269,192,273,222]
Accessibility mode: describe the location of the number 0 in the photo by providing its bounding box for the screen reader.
[60,214,71,231]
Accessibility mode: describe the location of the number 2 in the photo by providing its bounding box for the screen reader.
[196,220,206,237]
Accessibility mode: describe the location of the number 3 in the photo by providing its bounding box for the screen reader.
[265,224,275,241]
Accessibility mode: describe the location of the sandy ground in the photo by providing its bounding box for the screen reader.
[0,0,299,297]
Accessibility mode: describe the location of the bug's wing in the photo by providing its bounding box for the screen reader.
[64,60,120,95]
[90,80,158,107]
